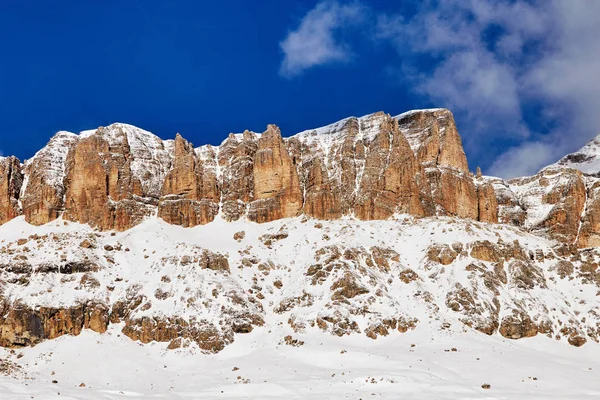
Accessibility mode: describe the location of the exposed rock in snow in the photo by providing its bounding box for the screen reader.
[0,108,599,398]
[553,133,600,175]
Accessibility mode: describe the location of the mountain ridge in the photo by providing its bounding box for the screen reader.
[0,108,599,355]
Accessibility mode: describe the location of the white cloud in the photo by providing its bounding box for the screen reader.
[376,0,551,170]
[279,1,365,78]
[280,0,600,178]
[488,141,560,179]
[379,0,600,178]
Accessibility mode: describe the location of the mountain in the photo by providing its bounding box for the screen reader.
[553,134,600,175]
[0,109,599,397]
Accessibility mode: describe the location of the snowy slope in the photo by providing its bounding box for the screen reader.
[553,133,600,175]
[0,213,598,350]
[2,323,600,399]
[2,114,600,398]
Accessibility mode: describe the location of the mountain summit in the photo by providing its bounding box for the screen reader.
[0,108,599,357]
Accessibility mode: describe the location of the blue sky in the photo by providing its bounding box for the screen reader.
[1,0,599,178]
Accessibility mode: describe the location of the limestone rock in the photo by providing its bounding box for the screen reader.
[509,168,586,244]
[158,134,219,227]
[426,167,478,219]
[476,180,499,223]
[0,156,23,225]
[398,108,469,172]
[20,132,78,225]
[218,131,259,221]
[0,301,108,347]
[63,124,172,231]
[576,179,600,248]
[249,125,302,223]
[354,114,427,219]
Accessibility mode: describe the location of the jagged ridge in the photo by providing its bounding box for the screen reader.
[0,108,599,352]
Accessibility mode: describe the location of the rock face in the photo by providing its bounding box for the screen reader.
[21,132,78,225]
[398,109,482,220]
[158,134,219,227]
[218,130,259,221]
[502,168,587,244]
[577,179,600,248]
[398,108,469,172]
[353,115,426,219]
[0,157,23,225]
[0,301,108,347]
[7,107,600,251]
[476,179,499,223]
[4,107,600,356]
[6,110,495,229]
[63,124,172,231]
[249,125,303,223]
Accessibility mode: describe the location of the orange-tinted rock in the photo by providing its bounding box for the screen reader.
[398,108,469,172]
[0,301,108,347]
[426,167,478,219]
[218,131,259,221]
[289,116,362,220]
[499,310,540,339]
[21,132,78,225]
[0,156,23,225]
[509,168,586,244]
[476,180,499,223]
[354,114,426,219]
[158,134,219,227]
[63,124,172,231]
[488,177,526,226]
[576,180,600,248]
[249,125,303,223]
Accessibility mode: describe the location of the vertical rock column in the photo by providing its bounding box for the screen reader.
[354,115,426,219]
[249,125,303,223]
[158,134,219,227]
[0,156,23,224]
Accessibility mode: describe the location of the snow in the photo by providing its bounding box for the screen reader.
[2,114,600,398]
[0,212,597,340]
[394,108,447,120]
[1,323,599,399]
[552,133,600,174]
[223,131,262,144]
[293,112,389,145]
[96,123,174,198]
[21,131,78,193]
[508,169,579,228]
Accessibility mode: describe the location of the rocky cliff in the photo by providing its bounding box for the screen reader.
[5,107,599,246]
[1,108,600,352]
[2,109,498,231]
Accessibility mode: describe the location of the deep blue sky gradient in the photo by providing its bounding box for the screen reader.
[0,0,433,161]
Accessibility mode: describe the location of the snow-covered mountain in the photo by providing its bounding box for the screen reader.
[553,133,600,175]
[1,109,600,398]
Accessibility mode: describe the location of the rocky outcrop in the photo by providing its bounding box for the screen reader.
[5,109,498,229]
[63,124,172,231]
[476,179,499,223]
[158,134,219,227]
[398,109,485,221]
[249,125,303,223]
[21,132,78,225]
[0,301,108,347]
[292,112,434,221]
[398,108,469,172]
[508,168,587,244]
[0,157,23,225]
[15,108,600,250]
[353,114,427,219]
[218,131,259,221]
[575,179,600,248]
